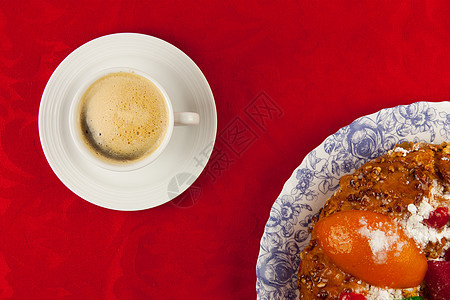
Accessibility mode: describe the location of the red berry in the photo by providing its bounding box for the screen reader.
[424,261,450,300]
[424,207,449,229]
[340,292,366,300]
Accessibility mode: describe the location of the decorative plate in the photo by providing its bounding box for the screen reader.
[256,101,450,299]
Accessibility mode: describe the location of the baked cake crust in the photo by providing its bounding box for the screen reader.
[298,142,450,299]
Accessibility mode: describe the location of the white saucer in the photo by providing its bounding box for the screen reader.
[38,33,217,211]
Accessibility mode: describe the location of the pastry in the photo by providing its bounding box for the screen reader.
[298,142,450,299]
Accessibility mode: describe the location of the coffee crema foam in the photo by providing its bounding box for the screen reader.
[77,72,169,164]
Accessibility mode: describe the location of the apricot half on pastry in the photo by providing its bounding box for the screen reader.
[314,210,427,288]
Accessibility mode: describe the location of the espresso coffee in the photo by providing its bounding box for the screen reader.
[77,72,169,164]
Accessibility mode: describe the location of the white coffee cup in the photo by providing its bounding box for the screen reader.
[69,67,199,172]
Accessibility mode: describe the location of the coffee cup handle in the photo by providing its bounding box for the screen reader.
[174,112,200,126]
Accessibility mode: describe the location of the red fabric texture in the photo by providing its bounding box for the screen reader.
[1,1,450,298]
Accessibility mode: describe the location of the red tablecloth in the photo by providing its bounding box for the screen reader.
[1,1,450,299]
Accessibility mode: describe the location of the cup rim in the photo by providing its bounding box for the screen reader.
[69,67,174,172]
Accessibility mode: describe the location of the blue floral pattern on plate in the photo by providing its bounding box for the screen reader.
[256,101,450,299]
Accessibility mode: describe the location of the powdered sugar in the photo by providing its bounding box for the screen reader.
[402,181,450,249]
[418,200,433,219]
[388,146,410,157]
[403,202,450,247]
[429,179,444,204]
[358,219,402,264]
[367,286,403,299]
[407,203,417,214]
